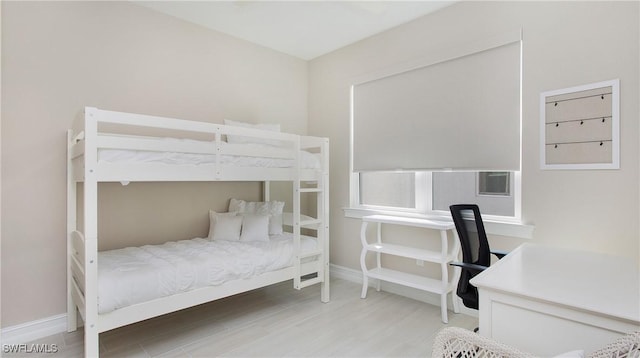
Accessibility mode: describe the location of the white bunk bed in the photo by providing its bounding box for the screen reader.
[67,107,330,357]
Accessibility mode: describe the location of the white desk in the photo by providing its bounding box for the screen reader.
[359,215,460,323]
[471,243,640,356]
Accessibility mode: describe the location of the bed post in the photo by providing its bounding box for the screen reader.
[292,137,302,289]
[263,181,270,202]
[83,108,100,357]
[66,130,78,332]
[320,138,330,303]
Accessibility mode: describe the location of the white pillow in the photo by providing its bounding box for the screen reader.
[240,214,270,242]
[208,211,242,241]
[224,119,282,146]
[229,198,284,235]
[228,198,246,213]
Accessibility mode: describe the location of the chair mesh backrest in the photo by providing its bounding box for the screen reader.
[461,209,481,263]
[450,204,491,267]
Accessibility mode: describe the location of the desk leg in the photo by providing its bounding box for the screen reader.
[360,221,369,299]
[360,246,369,299]
[360,273,369,299]
[440,294,448,323]
[452,293,460,314]
[376,222,381,292]
[450,229,461,314]
[439,229,449,323]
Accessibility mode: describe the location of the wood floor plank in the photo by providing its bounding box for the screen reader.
[7,278,477,357]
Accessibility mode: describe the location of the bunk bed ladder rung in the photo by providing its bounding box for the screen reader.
[298,276,323,289]
[299,250,323,260]
[300,219,322,228]
[299,188,322,193]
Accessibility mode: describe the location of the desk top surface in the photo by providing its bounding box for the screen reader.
[362,215,455,230]
[471,243,640,323]
[362,215,456,230]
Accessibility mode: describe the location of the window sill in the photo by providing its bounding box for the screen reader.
[343,207,535,239]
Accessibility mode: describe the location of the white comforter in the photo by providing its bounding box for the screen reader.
[97,233,317,314]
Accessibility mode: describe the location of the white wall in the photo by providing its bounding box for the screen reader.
[1,2,308,327]
[2,0,639,332]
[308,1,639,272]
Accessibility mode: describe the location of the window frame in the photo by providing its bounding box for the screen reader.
[351,171,521,220]
[346,30,532,238]
[346,170,530,238]
[351,171,429,214]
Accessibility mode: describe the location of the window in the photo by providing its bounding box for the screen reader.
[359,172,415,209]
[348,171,533,239]
[432,171,515,217]
[478,172,511,196]
[348,31,527,232]
[355,171,517,219]
[351,33,522,172]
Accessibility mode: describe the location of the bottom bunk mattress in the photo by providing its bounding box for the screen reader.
[97,233,317,314]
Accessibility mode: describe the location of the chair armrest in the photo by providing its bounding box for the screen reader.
[432,327,535,358]
[449,261,488,275]
[491,250,509,259]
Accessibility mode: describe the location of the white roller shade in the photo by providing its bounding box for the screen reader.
[352,35,521,172]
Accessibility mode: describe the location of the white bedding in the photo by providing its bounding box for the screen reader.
[98,139,320,169]
[97,233,317,314]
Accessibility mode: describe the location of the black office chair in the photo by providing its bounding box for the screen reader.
[449,204,508,311]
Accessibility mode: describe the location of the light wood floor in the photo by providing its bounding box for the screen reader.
[7,278,477,357]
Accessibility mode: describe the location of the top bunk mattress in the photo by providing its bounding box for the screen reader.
[98,138,321,169]
[97,232,317,314]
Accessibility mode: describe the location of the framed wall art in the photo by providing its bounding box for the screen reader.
[540,79,620,170]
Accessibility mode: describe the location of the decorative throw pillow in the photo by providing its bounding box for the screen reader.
[208,211,242,241]
[240,214,270,242]
[228,198,284,235]
[223,119,282,147]
[228,198,246,213]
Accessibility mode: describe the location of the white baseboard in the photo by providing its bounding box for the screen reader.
[1,313,68,345]
[1,265,474,345]
[330,264,477,317]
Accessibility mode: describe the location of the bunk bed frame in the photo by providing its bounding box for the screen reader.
[66,107,330,357]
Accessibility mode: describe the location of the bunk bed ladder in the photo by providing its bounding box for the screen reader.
[293,178,323,289]
[293,139,330,302]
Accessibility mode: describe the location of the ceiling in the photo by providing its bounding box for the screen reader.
[135,1,456,60]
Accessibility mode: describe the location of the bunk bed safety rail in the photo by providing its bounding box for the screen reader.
[75,107,298,137]
[74,107,301,155]
[300,136,329,171]
[69,108,324,183]
[93,134,298,159]
[300,135,327,150]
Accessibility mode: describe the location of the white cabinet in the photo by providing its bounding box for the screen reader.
[359,215,461,323]
[471,243,640,356]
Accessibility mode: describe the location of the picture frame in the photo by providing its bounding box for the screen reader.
[540,79,620,170]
